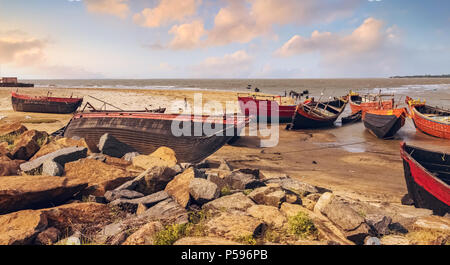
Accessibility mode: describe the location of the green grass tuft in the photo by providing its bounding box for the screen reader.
[287,212,318,238]
[153,223,189,245]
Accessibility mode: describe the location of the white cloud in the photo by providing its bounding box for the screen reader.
[192,50,253,77]
[168,20,206,50]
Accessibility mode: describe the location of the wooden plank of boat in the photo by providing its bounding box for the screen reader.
[238,95,296,123]
[11,92,83,114]
[406,96,450,139]
[362,108,407,139]
[400,142,450,216]
[342,110,362,125]
[63,112,248,163]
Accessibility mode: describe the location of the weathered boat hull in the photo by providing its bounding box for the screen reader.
[342,110,362,125]
[11,92,83,114]
[238,96,296,123]
[0,83,34,87]
[400,143,450,216]
[63,113,247,163]
[290,98,348,129]
[363,109,406,139]
[349,94,394,114]
[406,97,450,139]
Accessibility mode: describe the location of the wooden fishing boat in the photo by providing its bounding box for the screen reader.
[341,110,362,125]
[11,92,83,114]
[349,91,394,114]
[362,108,407,139]
[400,142,450,216]
[406,96,450,139]
[63,112,248,163]
[289,97,348,129]
[238,94,296,123]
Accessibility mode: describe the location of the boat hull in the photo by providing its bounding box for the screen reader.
[290,98,347,129]
[349,95,394,114]
[407,101,450,139]
[400,143,450,216]
[63,113,246,163]
[11,92,83,114]
[238,96,295,123]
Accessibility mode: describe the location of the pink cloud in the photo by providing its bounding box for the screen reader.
[192,50,253,77]
[0,30,47,66]
[84,0,130,19]
[168,20,206,50]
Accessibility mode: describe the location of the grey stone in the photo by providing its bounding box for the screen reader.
[248,186,286,207]
[109,191,170,213]
[98,133,135,158]
[141,198,188,224]
[87,153,106,162]
[35,227,61,245]
[365,214,392,236]
[364,237,381,245]
[20,147,88,173]
[87,195,106,204]
[203,193,256,212]
[42,160,64,176]
[104,189,144,202]
[122,152,140,162]
[224,171,264,190]
[189,178,220,204]
[277,178,318,197]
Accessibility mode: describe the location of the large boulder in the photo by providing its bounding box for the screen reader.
[189,178,220,204]
[64,158,134,196]
[0,175,87,214]
[205,212,266,241]
[266,176,318,197]
[20,146,88,174]
[31,137,90,160]
[122,221,163,245]
[164,167,197,208]
[248,186,286,207]
[11,130,48,160]
[174,237,240,245]
[140,198,189,225]
[223,170,264,190]
[0,210,48,245]
[132,147,177,170]
[203,193,256,212]
[109,191,170,213]
[247,205,287,228]
[98,133,136,158]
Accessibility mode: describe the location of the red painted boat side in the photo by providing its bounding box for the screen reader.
[406,101,450,139]
[400,142,450,206]
[11,92,83,103]
[238,96,296,122]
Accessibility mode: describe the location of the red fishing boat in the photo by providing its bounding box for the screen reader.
[63,111,248,163]
[349,91,394,114]
[289,96,348,129]
[11,92,83,114]
[400,142,450,216]
[362,108,408,139]
[238,94,296,123]
[406,97,450,139]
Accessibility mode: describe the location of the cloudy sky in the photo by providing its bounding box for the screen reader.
[0,0,449,79]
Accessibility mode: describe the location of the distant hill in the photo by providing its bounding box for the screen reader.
[390,74,450,78]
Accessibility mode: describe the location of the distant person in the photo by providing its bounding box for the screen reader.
[254,87,260,92]
[247,84,252,90]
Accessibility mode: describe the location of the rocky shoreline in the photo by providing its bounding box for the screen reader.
[0,121,449,245]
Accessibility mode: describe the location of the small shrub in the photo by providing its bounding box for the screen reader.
[235,234,256,245]
[243,189,253,196]
[220,186,232,196]
[0,133,20,145]
[287,212,317,238]
[153,224,188,245]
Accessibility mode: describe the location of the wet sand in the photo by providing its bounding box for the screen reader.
[1,86,449,205]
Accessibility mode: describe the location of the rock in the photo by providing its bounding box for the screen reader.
[401,193,414,205]
[280,203,305,218]
[365,214,392,236]
[104,156,131,168]
[58,231,81,245]
[86,195,106,204]
[0,210,48,245]
[380,235,410,245]
[136,203,148,215]
[224,170,264,190]
[0,122,27,139]
[0,175,88,214]
[110,191,170,213]
[42,160,64,176]
[104,189,144,202]
[35,227,61,245]
[413,216,450,233]
[11,130,48,160]
[0,142,11,157]
[0,156,23,176]
[314,193,371,244]
[364,236,381,245]
[205,212,266,241]
[285,193,300,204]
[64,158,134,196]
[203,193,256,213]
[247,205,287,228]
[174,237,240,245]
[132,146,177,170]
[248,186,286,207]
[205,169,232,190]
[122,152,140,162]
[277,178,318,197]
[31,137,90,160]
[98,133,136,158]
[189,178,220,204]
[87,153,106,162]
[218,159,232,171]
[122,221,163,245]
[20,146,88,174]
[164,167,196,208]
[119,165,179,195]
[141,198,189,224]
